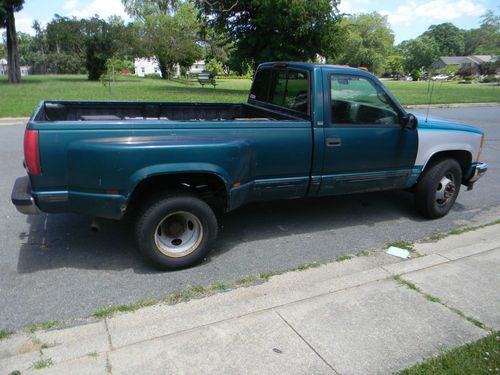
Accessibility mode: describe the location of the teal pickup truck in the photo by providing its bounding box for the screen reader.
[12,62,487,269]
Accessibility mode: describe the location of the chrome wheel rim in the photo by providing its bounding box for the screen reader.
[154,211,203,257]
[435,174,456,206]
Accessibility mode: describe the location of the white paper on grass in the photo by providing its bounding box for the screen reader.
[386,246,411,259]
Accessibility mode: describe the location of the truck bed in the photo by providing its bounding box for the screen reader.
[33,101,299,122]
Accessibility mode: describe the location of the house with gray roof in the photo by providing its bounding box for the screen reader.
[432,55,497,73]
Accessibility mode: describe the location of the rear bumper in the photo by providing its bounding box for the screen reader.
[466,162,488,190]
[11,176,40,215]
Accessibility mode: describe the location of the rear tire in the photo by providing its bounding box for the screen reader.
[134,192,218,270]
[415,158,462,219]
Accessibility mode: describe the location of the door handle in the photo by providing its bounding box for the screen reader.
[326,137,342,147]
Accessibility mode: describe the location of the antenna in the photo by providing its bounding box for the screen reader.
[425,79,435,123]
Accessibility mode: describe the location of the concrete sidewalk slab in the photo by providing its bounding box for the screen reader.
[276,278,486,375]
[33,321,110,364]
[0,350,40,374]
[107,257,393,348]
[108,310,334,375]
[404,248,500,330]
[414,224,500,256]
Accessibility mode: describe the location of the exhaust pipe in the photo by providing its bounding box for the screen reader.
[90,217,100,232]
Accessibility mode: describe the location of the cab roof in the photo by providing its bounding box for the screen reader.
[257,61,371,75]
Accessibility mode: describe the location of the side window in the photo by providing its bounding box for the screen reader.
[330,75,399,126]
[250,68,309,114]
[250,68,272,102]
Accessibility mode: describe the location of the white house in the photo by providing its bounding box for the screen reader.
[134,58,207,77]
[0,58,7,75]
[134,57,161,77]
[0,60,31,76]
[20,66,30,76]
[189,60,206,74]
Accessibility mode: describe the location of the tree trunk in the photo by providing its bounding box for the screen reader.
[158,59,168,80]
[6,6,21,84]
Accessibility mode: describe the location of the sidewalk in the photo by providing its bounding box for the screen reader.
[1,225,499,375]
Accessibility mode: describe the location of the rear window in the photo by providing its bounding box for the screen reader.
[249,68,309,115]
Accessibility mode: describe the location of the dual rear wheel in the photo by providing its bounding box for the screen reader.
[134,192,217,270]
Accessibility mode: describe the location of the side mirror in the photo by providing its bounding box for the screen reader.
[400,113,418,130]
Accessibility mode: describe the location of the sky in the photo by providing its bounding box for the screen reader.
[14,0,499,44]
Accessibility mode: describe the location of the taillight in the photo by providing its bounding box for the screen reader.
[24,129,41,176]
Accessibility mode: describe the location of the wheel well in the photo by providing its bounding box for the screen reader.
[423,150,472,180]
[126,173,228,216]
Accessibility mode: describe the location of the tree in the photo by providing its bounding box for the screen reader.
[0,35,5,57]
[398,36,440,73]
[205,58,223,75]
[122,0,178,19]
[83,16,135,80]
[0,0,24,83]
[335,12,394,74]
[463,10,499,55]
[125,0,202,79]
[199,0,343,70]
[384,55,404,77]
[201,26,233,73]
[422,23,465,56]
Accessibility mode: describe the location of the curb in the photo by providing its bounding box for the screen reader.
[0,117,29,126]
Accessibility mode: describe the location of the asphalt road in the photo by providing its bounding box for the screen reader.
[1,106,499,330]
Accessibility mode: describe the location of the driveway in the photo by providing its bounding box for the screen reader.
[1,106,499,330]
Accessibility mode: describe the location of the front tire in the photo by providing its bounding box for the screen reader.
[135,192,218,270]
[415,158,462,219]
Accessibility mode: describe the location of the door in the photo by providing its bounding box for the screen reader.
[318,72,418,196]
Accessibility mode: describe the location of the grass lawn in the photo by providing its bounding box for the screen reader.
[385,80,500,107]
[0,74,499,117]
[398,332,499,375]
[0,75,251,117]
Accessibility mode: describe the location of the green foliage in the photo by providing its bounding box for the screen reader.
[0,37,5,57]
[206,58,224,75]
[122,0,178,19]
[464,10,500,55]
[439,64,458,76]
[384,55,404,77]
[132,1,202,79]
[482,75,499,83]
[241,60,254,79]
[31,358,53,370]
[0,329,13,340]
[0,0,24,28]
[200,0,343,69]
[335,12,394,74]
[398,36,440,72]
[202,26,233,72]
[398,332,499,375]
[423,22,465,56]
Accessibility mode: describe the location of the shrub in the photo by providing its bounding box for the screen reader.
[143,73,162,79]
[482,75,499,83]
